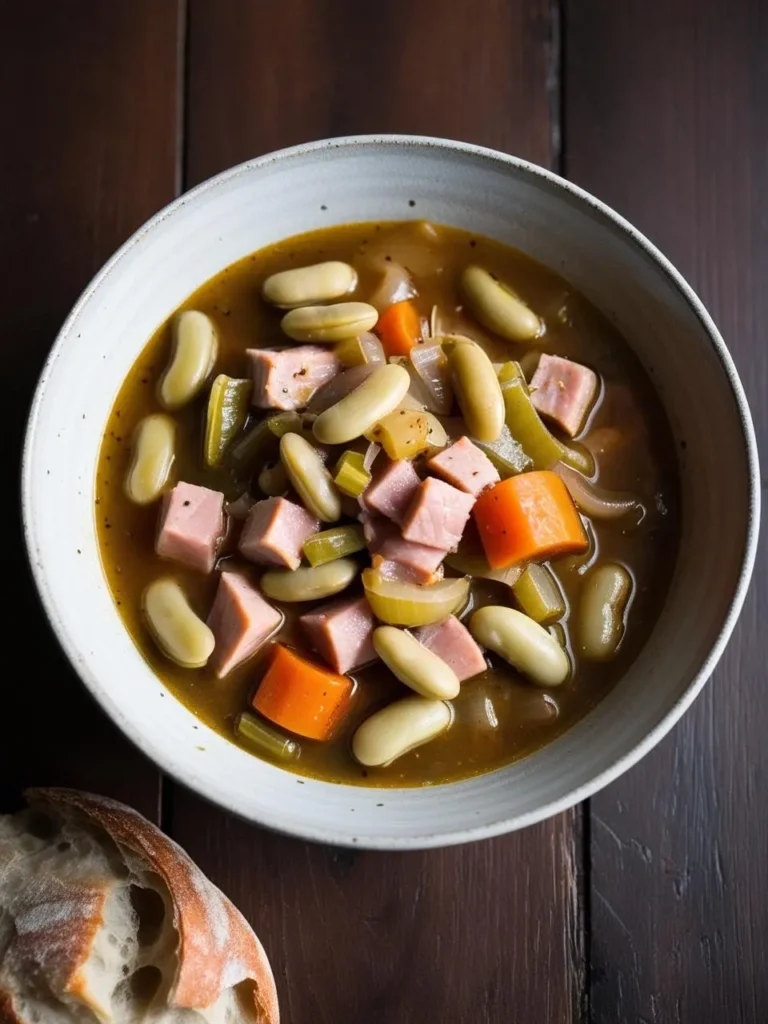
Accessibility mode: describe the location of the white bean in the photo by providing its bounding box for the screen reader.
[352,696,453,767]
[124,414,175,505]
[142,578,215,668]
[260,558,358,603]
[462,265,542,342]
[280,432,341,521]
[281,301,378,342]
[577,563,632,660]
[448,340,505,442]
[469,606,570,687]
[312,364,410,444]
[158,310,218,410]
[262,262,357,308]
[373,626,460,699]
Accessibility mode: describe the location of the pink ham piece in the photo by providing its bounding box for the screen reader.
[530,353,598,437]
[300,596,377,674]
[239,496,319,570]
[155,481,225,574]
[427,436,500,497]
[207,572,283,678]
[401,477,475,551]
[247,345,339,411]
[372,556,444,586]
[375,534,448,585]
[362,458,421,523]
[415,616,487,682]
[359,511,397,551]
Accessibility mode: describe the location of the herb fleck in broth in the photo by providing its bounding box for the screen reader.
[95,221,679,787]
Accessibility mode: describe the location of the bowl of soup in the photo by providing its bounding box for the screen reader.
[23,136,758,848]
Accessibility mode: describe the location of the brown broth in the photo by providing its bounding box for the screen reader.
[95,221,680,787]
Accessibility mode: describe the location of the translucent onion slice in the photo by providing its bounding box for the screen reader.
[410,343,454,414]
[360,331,387,365]
[368,259,417,311]
[362,569,470,626]
[444,552,524,587]
[555,464,644,522]
[307,364,375,414]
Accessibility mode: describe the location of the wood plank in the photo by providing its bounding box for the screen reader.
[175,2,584,1021]
[0,1,182,816]
[565,1,768,1020]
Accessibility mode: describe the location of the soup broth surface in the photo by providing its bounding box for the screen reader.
[96,221,679,786]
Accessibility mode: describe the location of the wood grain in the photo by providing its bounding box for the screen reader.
[0,1,182,816]
[176,2,584,1021]
[185,0,557,185]
[566,1,768,1020]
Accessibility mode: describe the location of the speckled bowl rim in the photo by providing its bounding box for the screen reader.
[22,135,760,848]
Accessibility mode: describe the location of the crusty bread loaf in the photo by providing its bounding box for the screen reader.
[0,788,278,1024]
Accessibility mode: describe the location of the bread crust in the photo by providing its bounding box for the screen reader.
[0,989,22,1024]
[24,788,279,1024]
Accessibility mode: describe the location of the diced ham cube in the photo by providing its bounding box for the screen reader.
[207,572,283,678]
[427,436,500,497]
[375,534,448,584]
[248,345,339,411]
[530,353,598,437]
[359,511,397,552]
[155,481,225,574]
[372,556,444,586]
[239,497,318,569]
[300,596,377,674]
[401,477,475,551]
[362,458,421,523]
[415,616,487,682]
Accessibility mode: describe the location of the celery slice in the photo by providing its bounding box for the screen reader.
[235,712,301,761]
[512,564,565,624]
[334,450,371,498]
[303,524,367,567]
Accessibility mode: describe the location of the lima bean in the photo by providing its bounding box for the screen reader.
[281,301,378,342]
[313,364,410,444]
[158,310,218,410]
[280,431,341,521]
[470,606,570,687]
[461,265,543,342]
[352,695,453,767]
[124,413,175,505]
[373,626,461,700]
[142,577,215,668]
[448,340,505,442]
[262,261,357,308]
[260,557,358,603]
[577,563,632,660]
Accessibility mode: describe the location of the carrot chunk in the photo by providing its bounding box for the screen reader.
[374,300,422,357]
[252,644,354,740]
[473,470,588,569]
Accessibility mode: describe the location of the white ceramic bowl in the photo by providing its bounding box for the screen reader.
[23,136,759,849]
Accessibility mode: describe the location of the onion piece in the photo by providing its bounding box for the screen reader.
[307,364,375,414]
[410,343,454,414]
[368,258,417,312]
[359,331,386,365]
[363,441,382,472]
[444,552,524,587]
[226,492,255,519]
[422,413,449,453]
[555,464,644,522]
[362,569,469,627]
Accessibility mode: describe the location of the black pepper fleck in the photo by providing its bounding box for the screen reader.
[183,500,190,506]
[408,199,416,207]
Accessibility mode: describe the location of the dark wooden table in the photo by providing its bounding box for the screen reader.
[2,2,765,1020]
